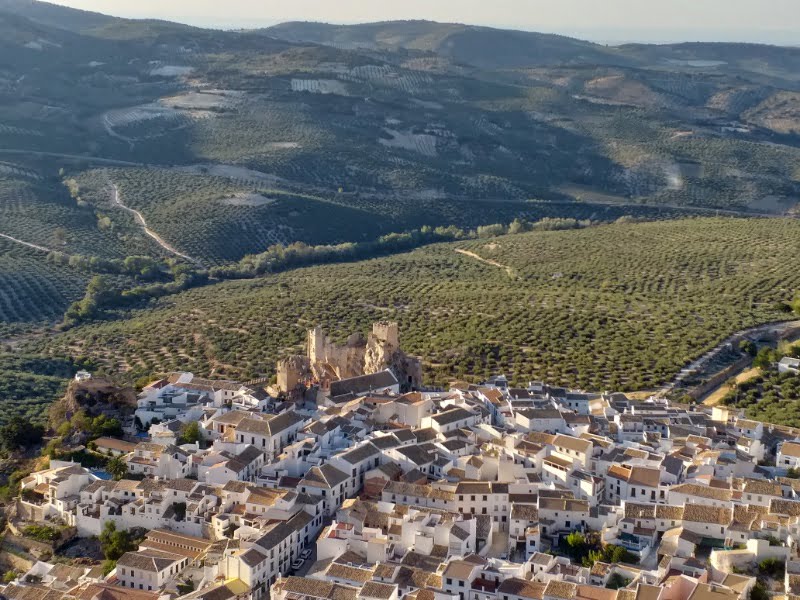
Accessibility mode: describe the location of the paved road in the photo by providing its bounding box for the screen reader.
[657,319,800,397]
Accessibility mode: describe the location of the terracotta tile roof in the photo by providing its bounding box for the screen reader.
[635,585,662,600]
[374,563,398,579]
[360,582,398,599]
[74,583,161,600]
[770,499,800,517]
[624,503,656,519]
[498,579,547,600]
[280,577,335,599]
[443,560,478,580]
[325,563,374,583]
[686,583,739,600]
[742,479,782,497]
[628,467,661,487]
[681,505,732,525]
[656,505,684,520]
[545,581,577,600]
[781,442,800,458]
[607,464,632,482]
[577,585,618,600]
[670,483,732,502]
[553,434,592,454]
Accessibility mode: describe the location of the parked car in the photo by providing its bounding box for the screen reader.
[300,548,313,560]
[291,558,304,571]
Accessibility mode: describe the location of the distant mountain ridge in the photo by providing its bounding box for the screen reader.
[2,1,799,73]
[263,20,619,69]
[0,0,116,32]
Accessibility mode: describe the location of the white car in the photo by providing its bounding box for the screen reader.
[300,549,313,560]
[291,558,304,571]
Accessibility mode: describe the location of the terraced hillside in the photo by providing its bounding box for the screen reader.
[67,168,703,266]
[2,3,800,423]
[0,238,88,338]
[0,3,799,224]
[28,218,800,392]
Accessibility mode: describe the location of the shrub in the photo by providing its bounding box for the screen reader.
[23,525,60,543]
[758,557,785,577]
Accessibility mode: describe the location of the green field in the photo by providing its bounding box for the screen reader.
[0,238,89,334]
[4,4,800,425]
[26,218,800,392]
[0,354,76,425]
[721,362,800,427]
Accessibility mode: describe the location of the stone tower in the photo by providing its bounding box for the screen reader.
[277,355,310,393]
[372,321,399,349]
[307,326,326,366]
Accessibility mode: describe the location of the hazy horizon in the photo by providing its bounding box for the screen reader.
[44,0,800,45]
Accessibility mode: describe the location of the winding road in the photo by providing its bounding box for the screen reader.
[110,183,202,267]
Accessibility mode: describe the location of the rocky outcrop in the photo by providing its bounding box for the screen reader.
[49,379,136,428]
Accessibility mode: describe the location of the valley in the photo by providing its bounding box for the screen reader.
[0,0,800,425]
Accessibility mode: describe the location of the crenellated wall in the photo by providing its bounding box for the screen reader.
[276,321,421,393]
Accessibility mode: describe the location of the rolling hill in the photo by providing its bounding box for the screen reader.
[0,2,799,425]
[0,2,798,366]
[263,20,619,69]
[26,217,800,393]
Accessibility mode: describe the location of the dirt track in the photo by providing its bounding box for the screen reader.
[110,184,202,266]
[455,248,515,277]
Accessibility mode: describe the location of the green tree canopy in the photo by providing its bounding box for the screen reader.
[99,522,138,561]
[178,421,202,445]
[106,456,128,481]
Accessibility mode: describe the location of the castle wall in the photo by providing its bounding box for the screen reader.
[279,321,421,395]
[372,321,399,349]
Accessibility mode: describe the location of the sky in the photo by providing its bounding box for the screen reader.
[48,0,800,45]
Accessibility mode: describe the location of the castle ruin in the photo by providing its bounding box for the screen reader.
[277,321,422,395]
